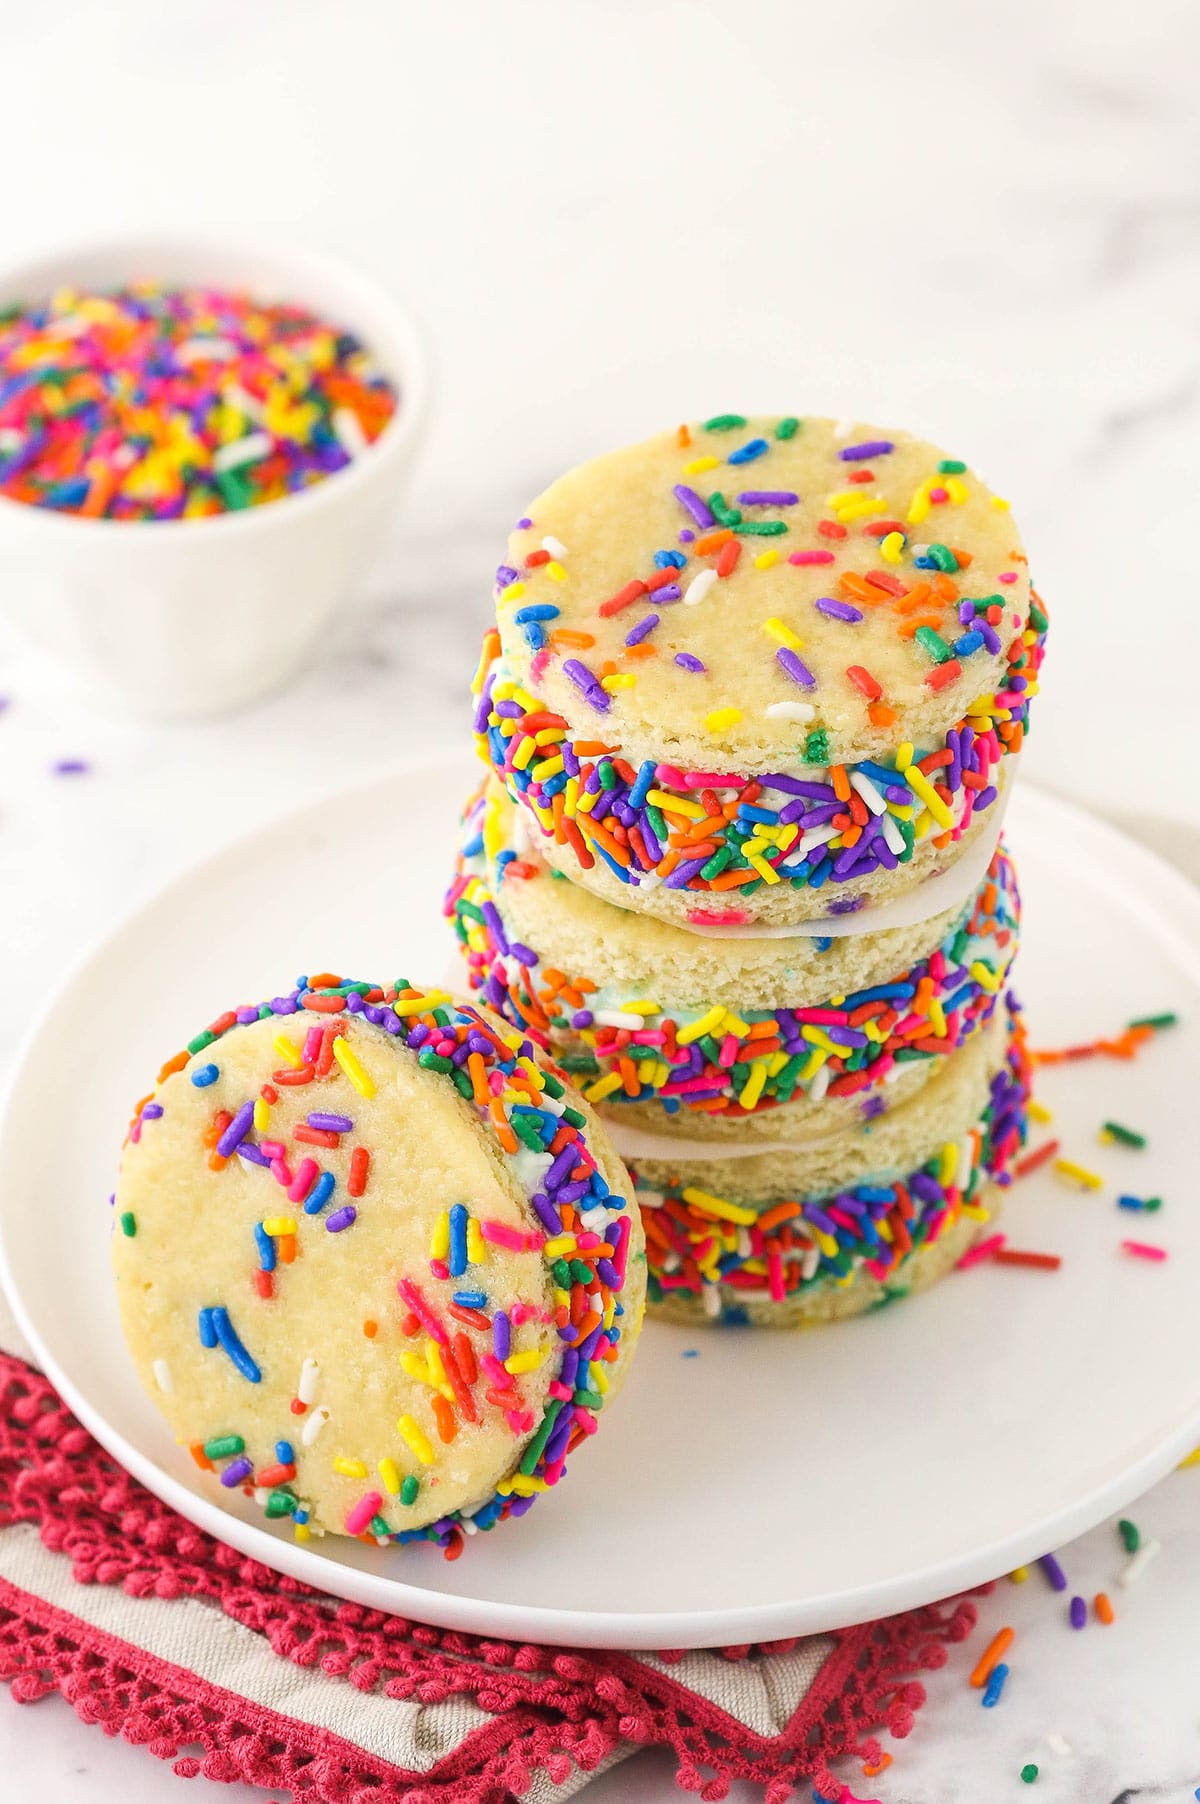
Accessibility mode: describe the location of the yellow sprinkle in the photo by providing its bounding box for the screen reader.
[990,495,1011,511]
[397,1414,435,1465]
[590,1360,609,1395]
[426,1341,454,1400]
[926,998,948,1038]
[378,1457,401,1495]
[962,1203,990,1221]
[273,1034,302,1067]
[399,1351,435,1386]
[745,849,780,884]
[937,1142,958,1188]
[512,734,537,771]
[498,580,525,602]
[683,454,720,475]
[542,1233,578,1258]
[584,1072,625,1102]
[1028,1099,1053,1125]
[262,1216,296,1236]
[680,1187,758,1227]
[294,1522,311,1542]
[879,530,905,563]
[333,1036,376,1098]
[944,476,969,505]
[754,549,780,570]
[907,484,932,525]
[1053,1158,1103,1191]
[762,616,804,652]
[722,1014,751,1036]
[1178,1445,1200,1468]
[504,1348,547,1375]
[970,959,1001,994]
[705,707,742,733]
[602,672,636,692]
[676,1005,726,1046]
[546,560,566,582]
[895,742,914,772]
[430,1211,451,1261]
[904,765,954,831]
[738,1063,767,1110]
[253,1098,270,1133]
[333,1456,369,1478]
[531,754,565,782]
[466,1217,486,1264]
[645,788,707,821]
[500,1473,550,1496]
[1010,1566,1029,1583]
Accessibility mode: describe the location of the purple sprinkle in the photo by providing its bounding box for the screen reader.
[53,758,90,776]
[1069,1594,1087,1630]
[571,1009,593,1029]
[675,652,706,673]
[493,1310,511,1362]
[838,440,894,461]
[678,528,695,543]
[516,516,532,529]
[673,483,715,528]
[216,1100,255,1158]
[495,564,518,589]
[220,1457,253,1487]
[140,1101,164,1120]
[776,647,816,688]
[562,658,611,712]
[625,612,659,647]
[653,582,682,604]
[1039,1553,1068,1591]
[815,596,863,623]
[307,1112,353,1132]
[325,1206,357,1233]
[737,490,798,505]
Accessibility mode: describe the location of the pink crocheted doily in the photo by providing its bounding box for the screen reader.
[0,1350,977,1802]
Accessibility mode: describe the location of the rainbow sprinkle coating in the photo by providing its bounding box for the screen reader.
[447,788,1020,1124]
[634,1005,1031,1320]
[0,284,397,519]
[120,976,636,1557]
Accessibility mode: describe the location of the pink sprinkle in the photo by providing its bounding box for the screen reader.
[270,1157,294,1188]
[429,1258,450,1280]
[680,769,745,790]
[396,1276,449,1344]
[480,1353,509,1386]
[479,1219,544,1252]
[575,1408,599,1435]
[957,1232,1007,1270]
[1121,1239,1167,1262]
[260,1140,287,1160]
[688,908,751,926]
[506,1409,533,1434]
[548,1380,573,1401]
[287,1157,318,1203]
[302,1027,322,1064]
[788,549,835,565]
[344,1491,383,1537]
[612,1212,632,1284]
[928,486,949,503]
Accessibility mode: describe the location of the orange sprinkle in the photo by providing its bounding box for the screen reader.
[362,1319,378,1338]
[970,1626,1014,1688]
[694,528,733,555]
[432,1394,457,1443]
[893,581,934,615]
[868,703,897,727]
[157,1050,189,1082]
[623,642,657,660]
[549,629,595,650]
[676,423,691,448]
[189,1441,213,1471]
[276,1234,297,1265]
[1095,1592,1115,1624]
[830,764,851,802]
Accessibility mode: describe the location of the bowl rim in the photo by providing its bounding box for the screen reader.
[0,231,430,542]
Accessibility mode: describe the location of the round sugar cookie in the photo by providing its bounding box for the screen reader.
[447,780,1021,1143]
[630,1007,1030,1328]
[112,976,645,1555]
[476,413,1046,925]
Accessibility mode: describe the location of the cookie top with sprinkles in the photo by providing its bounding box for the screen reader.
[111,976,644,1557]
[495,415,1031,766]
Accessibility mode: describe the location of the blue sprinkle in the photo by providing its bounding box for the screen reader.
[448,1202,469,1278]
[453,1289,487,1308]
[210,1306,261,1383]
[513,604,561,623]
[191,1063,219,1087]
[523,622,546,650]
[198,1307,217,1348]
[653,549,687,569]
[728,437,769,464]
[275,1440,295,1466]
[954,629,985,657]
[253,1221,276,1271]
[982,1662,1009,1707]
[681,1349,700,1359]
[304,1171,337,1215]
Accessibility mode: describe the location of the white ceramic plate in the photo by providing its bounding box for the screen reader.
[1,757,1198,1650]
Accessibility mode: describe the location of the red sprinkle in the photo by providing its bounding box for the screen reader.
[348,1146,370,1197]
[846,665,882,701]
[599,579,648,617]
[716,539,741,577]
[1014,1138,1060,1177]
[925,659,963,691]
[993,1248,1062,1271]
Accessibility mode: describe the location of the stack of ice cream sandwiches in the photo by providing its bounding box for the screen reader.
[449,414,1046,1327]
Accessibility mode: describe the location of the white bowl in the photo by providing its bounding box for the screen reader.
[0,236,429,719]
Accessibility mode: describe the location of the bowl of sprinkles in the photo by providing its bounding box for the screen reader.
[0,236,427,717]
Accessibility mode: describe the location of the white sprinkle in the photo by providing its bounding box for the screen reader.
[541,535,568,558]
[460,1515,479,1536]
[634,1189,665,1211]
[593,1009,648,1030]
[684,568,718,607]
[1044,1733,1073,1756]
[220,382,267,423]
[702,1283,722,1319]
[253,1487,270,1506]
[801,1244,821,1281]
[212,431,273,474]
[880,812,908,857]
[849,771,886,817]
[0,427,24,453]
[176,336,238,363]
[1118,1538,1161,1587]
[333,406,369,458]
[298,1356,321,1405]
[833,419,855,439]
[788,822,840,862]
[809,1063,832,1104]
[301,1405,331,1447]
[735,1227,752,1260]
[765,701,815,723]
[152,1358,173,1393]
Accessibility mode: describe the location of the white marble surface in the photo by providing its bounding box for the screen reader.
[1,0,1199,1798]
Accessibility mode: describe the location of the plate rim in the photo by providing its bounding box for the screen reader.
[2,762,1199,1649]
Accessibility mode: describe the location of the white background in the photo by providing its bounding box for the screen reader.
[1,1,1199,1799]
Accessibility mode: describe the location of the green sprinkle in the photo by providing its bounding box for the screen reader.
[1028,600,1049,635]
[1020,1764,1038,1783]
[703,413,746,432]
[646,802,668,843]
[1118,1517,1140,1553]
[598,759,618,791]
[700,844,735,880]
[707,491,742,527]
[203,1434,245,1459]
[369,1513,391,1538]
[400,1474,419,1506]
[736,519,788,536]
[214,469,253,512]
[776,416,800,439]
[417,1048,453,1073]
[803,727,829,764]
[510,1110,548,1153]
[450,1068,474,1100]
[540,1071,565,1099]
[1102,1120,1146,1149]
[1143,1196,1163,1212]
[937,458,967,474]
[561,1104,587,1129]
[264,1489,298,1518]
[568,1258,595,1285]
[187,1029,216,1055]
[551,1257,573,1288]
[1128,1011,1177,1032]
[914,625,955,663]
[573,1388,604,1408]
[518,1398,563,1476]
[926,542,958,572]
[119,1211,137,1237]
